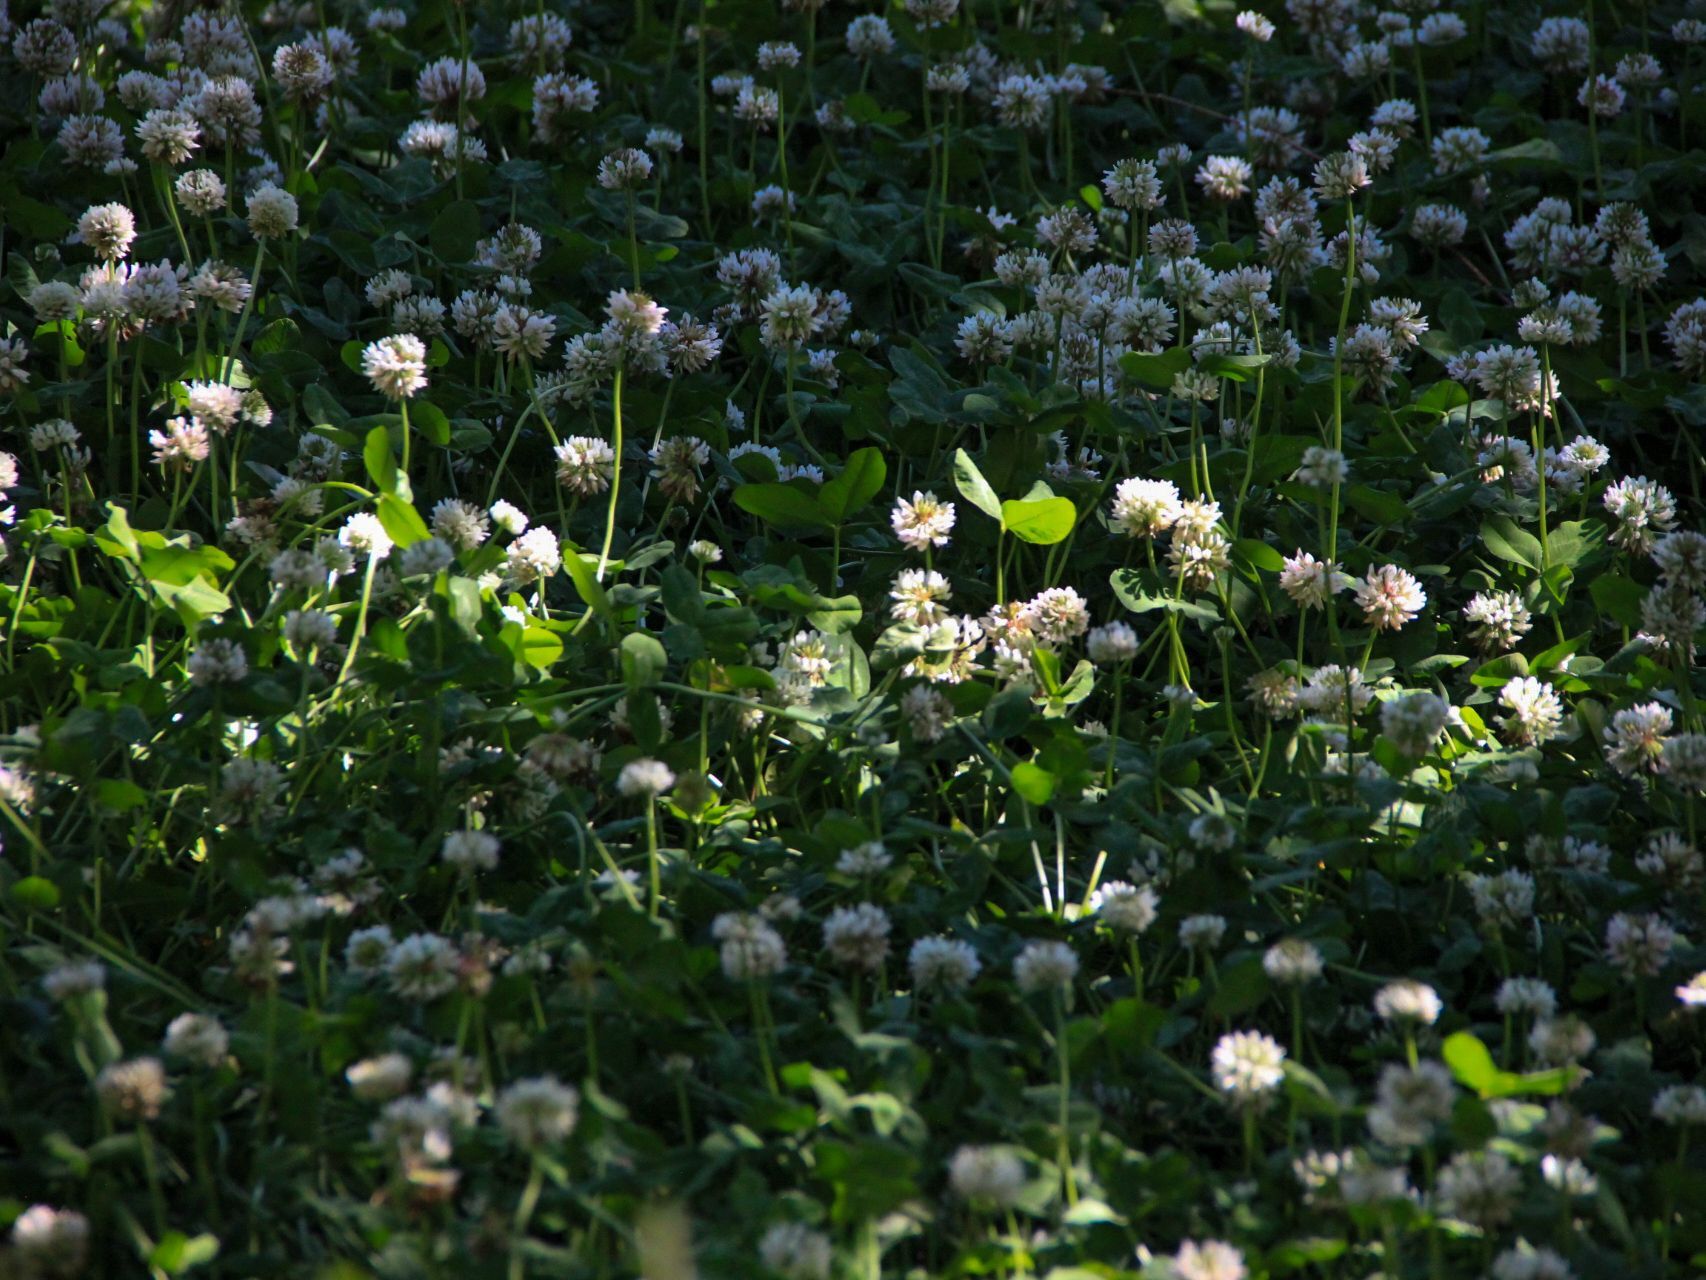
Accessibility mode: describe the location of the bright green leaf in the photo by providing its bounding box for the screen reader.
[1001,497,1076,545]
[362,425,398,495]
[521,627,563,671]
[1443,1031,1499,1094]
[952,448,1003,522]
[149,1232,220,1275]
[1234,538,1286,573]
[375,492,429,548]
[10,876,60,910]
[1010,761,1055,805]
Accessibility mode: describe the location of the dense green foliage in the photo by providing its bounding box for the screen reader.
[2,0,1706,1277]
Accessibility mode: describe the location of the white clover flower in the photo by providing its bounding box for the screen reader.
[1169,1240,1247,1280]
[1602,702,1673,776]
[339,512,394,561]
[1279,551,1351,610]
[495,1076,579,1149]
[1087,621,1139,665]
[1381,692,1449,757]
[909,936,981,992]
[1464,590,1532,652]
[1013,939,1078,993]
[246,182,299,238]
[398,538,454,577]
[440,829,500,873]
[712,912,788,980]
[386,933,461,1001]
[43,960,105,1001]
[28,281,80,322]
[1292,446,1349,488]
[10,1206,90,1276]
[96,1057,170,1121]
[1676,971,1706,1008]
[1263,938,1324,985]
[345,925,395,975]
[1091,880,1159,934]
[1605,912,1681,977]
[506,526,561,584]
[901,684,953,742]
[1211,1030,1286,1105]
[1196,154,1254,201]
[617,758,676,798]
[347,1052,414,1100]
[431,498,490,550]
[1530,1015,1596,1066]
[361,334,428,399]
[1355,564,1426,631]
[1435,1151,1522,1228]
[485,501,527,538]
[845,14,895,57]
[759,1223,831,1280]
[891,491,956,550]
[607,288,667,335]
[1498,676,1565,747]
[1468,870,1537,930]
[1495,977,1557,1019]
[1102,158,1163,211]
[1235,10,1275,41]
[1367,1061,1455,1147]
[1373,979,1442,1025]
[163,1013,229,1068]
[77,201,136,259]
[822,903,890,971]
[948,1145,1025,1208]
[836,841,892,876]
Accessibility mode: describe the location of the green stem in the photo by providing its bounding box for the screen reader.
[1053,993,1078,1206]
[750,982,780,1096]
[597,366,626,582]
[223,240,268,384]
[696,0,711,235]
[509,1155,545,1280]
[625,190,642,289]
[1326,202,1357,571]
[645,800,661,921]
[400,398,412,480]
[334,554,380,689]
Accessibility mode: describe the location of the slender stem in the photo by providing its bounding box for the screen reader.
[645,800,661,921]
[137,1123,168,1237]
[334,554,380,689]
[626,190,642,289]
[1053,993,1078,1206]
[697,0,711,234]
[1326,202,1358,572]
[750,982,780,1096]
[597,365,626,582]
[509,1155,546,1280]
[223,240,269,383]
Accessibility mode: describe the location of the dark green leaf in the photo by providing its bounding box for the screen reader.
[818,447,886,523]
[732,483,831,529]
[1481,514,1542,571]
